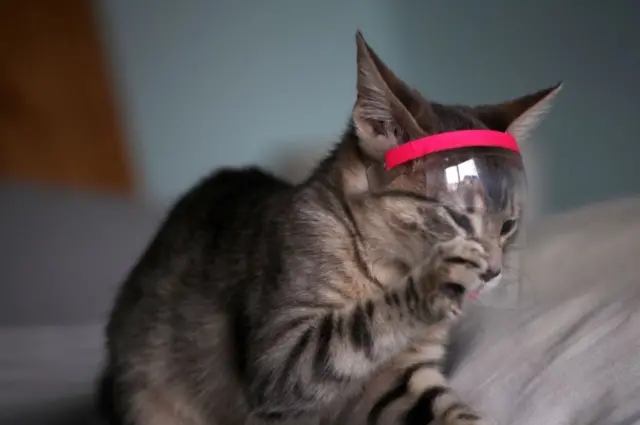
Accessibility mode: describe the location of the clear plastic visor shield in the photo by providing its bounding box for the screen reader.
[424,148,527,217]
[414,148,528,307]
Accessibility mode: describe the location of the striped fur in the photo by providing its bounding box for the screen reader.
[99,31,559,425]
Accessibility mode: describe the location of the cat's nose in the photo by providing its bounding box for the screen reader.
[480,268,501,282]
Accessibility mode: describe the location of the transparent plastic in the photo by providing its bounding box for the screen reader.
[420,146,530,309]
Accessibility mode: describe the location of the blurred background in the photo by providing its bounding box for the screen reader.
[3,0,639,212]
[0,0,639,423]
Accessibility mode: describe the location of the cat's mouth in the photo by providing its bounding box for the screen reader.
[468,273,502,300]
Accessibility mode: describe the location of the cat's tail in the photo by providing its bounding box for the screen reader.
[96,366,123,425]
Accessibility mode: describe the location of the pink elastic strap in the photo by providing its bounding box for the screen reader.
[385,130,520,171]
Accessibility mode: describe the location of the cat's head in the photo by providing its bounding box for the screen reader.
[343,31,561,282]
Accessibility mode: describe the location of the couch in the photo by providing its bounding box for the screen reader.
[2,182,639,425]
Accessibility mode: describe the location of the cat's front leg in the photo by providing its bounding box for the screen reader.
[407,237,493,425]
[404,237,493,425]
[349,237,495,425]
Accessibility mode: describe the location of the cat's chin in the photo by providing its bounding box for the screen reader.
[484,273,503,290]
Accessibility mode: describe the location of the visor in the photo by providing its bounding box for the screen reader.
[385,130,529,307]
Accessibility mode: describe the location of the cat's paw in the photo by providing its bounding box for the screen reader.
[425,237,488,320]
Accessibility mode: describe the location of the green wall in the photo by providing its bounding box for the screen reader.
[96,0,640,214]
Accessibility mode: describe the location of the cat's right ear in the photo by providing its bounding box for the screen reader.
[353,31,424,162]
[473,83,563,141]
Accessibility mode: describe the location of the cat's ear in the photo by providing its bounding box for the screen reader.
[473,83,562,141]
[353,31,425,161]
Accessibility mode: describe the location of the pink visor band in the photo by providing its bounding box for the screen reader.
[385,130,520,171]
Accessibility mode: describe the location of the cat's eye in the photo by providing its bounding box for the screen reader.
[500,219,517,236]
[443,206,474,234]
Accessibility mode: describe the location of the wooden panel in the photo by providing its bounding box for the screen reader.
[0,0,133,195]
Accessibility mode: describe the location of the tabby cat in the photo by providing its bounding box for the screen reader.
[99,31,560,425]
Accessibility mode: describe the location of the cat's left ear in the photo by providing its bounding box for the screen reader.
[473,83,562,141]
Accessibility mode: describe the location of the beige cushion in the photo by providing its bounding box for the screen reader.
[450,195,640,425]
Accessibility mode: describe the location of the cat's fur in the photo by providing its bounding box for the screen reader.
[99,31,560,425]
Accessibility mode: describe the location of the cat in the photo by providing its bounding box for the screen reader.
[98,31,560,425]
